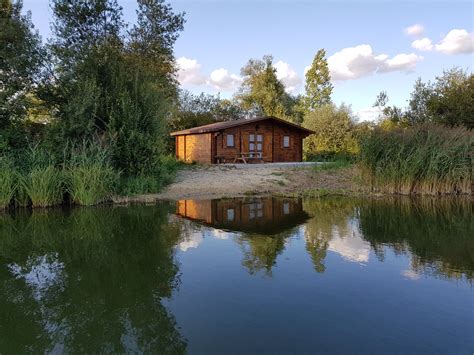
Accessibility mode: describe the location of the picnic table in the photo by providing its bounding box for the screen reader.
[233,152,264,164]
[215,155,226,164]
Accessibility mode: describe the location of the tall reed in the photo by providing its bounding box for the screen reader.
[0,158,16,209]
[65,142,118,206]
[359,124,473,195]
[20,146,64,208]
[23,165,64,207]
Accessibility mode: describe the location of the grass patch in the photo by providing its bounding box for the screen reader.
[0,158,16,209]
[22,165,64,208]
[303,188,348,197]
[275,179,286,186]
[66,143,118,206]
[314,160,352,172]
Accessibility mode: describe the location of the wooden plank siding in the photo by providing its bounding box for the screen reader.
[176,133,212,163]
[173,117,311,164]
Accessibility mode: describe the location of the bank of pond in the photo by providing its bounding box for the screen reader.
[0,196,472,353]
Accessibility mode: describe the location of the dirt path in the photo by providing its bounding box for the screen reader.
[113,163,359,203]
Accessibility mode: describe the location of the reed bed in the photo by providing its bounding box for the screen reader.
[65,143,119,206]
[359,124,473,195]
[0,158,16,209]
[23,165,64,208]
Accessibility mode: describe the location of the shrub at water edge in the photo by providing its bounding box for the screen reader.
[66,143,119,206]
[0,158,17,209]
[22,165,64,208]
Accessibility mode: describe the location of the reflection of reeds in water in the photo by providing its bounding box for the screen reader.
[358,197,474,281]
[301,196,473,281]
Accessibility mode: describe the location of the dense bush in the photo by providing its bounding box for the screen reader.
[303,104,358,161]
[359,124,473,195]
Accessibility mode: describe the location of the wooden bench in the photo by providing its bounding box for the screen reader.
[233,153,265,164]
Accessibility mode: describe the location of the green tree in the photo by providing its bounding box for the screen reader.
[129,0,185,99]
[426,68,474,128]
[47,0,185,176]
[372,91,406,128]
[406,78,433,125]
[0,0,44,148]
[237,55,292,120]
[304,49,333,111]
[171,91,247,132]
[303,103,358,159]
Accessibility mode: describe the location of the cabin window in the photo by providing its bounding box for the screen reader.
[226,208,235,221]
[283,202,290,215]
[226,134,235,147]
[283,135,290,148]
[249,202,263,219]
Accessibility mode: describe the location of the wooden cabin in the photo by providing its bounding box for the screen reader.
[176,197,309,235]
[170,116,314,164]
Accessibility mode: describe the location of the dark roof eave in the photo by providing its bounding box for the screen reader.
[170,116,314,136]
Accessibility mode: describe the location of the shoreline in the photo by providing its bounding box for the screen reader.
[111,164,472,204]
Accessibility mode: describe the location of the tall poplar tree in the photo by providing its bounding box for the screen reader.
[304,49,333,111]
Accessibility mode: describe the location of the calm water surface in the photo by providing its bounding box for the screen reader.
[0,197,472,354]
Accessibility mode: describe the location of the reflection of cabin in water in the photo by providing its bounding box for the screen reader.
[176,197,309,235]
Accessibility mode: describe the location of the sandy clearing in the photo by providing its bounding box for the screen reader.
[113,163,359,203]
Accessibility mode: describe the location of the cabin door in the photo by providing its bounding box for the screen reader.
[248,133,263,158]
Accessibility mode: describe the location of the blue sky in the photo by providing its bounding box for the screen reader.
[23,0,473,121]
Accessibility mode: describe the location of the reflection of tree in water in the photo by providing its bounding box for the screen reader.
[0,205,187,353]
[302,198,357,273]
[237,233,288,276]
[358,198,474,281]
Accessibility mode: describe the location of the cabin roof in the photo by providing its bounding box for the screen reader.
[170,116,314,136]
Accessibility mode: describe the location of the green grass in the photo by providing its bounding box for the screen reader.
[22,165,64,208]
[0,158,16,209]
[314,160,352,171]
[359,124,473,195]
[65,142,119,206]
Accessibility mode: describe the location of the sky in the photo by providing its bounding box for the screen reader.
[22,0,474,121]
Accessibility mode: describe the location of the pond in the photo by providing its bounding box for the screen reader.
[0,197,472,353]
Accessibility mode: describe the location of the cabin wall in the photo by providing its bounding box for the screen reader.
[215,121,274,163]
[176,120,307,164]
[177,200,213,223]
[175,133,212,164]
[272,123,303,162]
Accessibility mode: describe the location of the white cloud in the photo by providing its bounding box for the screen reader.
[274,60,302,93]
[176,57,206,85]
[435,29,474,54]
[208,68,242,90]
[411,37,433,51]
[327,44,422,81]
[405,24,424,37]
[356,107,382,122]
[327,220,370,264]
[381,53,422,72]
[402,269,421,280]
